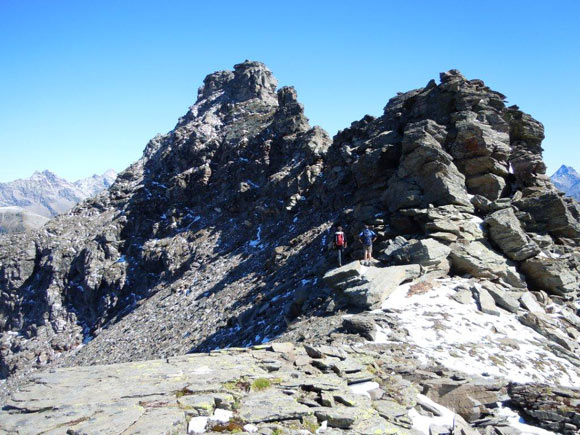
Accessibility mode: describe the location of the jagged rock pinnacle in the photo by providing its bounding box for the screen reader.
[197,60,278,105]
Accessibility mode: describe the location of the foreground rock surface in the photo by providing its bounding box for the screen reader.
[0,344,420,435]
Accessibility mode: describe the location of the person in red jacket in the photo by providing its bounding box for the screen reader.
[333,225,347,267]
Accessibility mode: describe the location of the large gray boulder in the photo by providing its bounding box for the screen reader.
[485,208,540,261]
[449,240,526,288]
[323,262,421,309]
[520,256,578,296]
[387,238,451,276]
[513,188,580,239]
[481,282,520,313]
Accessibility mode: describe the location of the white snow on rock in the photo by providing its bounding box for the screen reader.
[379,277,580,387]
[349,381,379,397]
[249,225,262,247]
[211,408,233,423]
[496,403,556,435]
[410,394,455,434]
[188,416,208,433]
[187,408,234,434]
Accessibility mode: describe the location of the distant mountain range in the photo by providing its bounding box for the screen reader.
[550,164,580,200]
[0,169,116,233]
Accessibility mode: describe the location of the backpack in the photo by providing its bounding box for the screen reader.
[361,229,374,246]
[335,231,345,247]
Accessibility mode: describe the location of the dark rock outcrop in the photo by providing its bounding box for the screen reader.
[508,383,580,434]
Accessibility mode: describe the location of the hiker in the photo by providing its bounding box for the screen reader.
[358,225,377,266]
[333,225,347,266]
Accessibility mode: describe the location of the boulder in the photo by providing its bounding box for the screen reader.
[372,399,413,428]
[519,292,545,314]
[465,173,506,201]
[513,188,580,239]
[518,313,579,353]
[388,238,451,276]
[324,262,421,309]
[376,235,408,261]
[452,288,474,305]
[424,380,508,423]
[520,256,578,296]
[452,414,480,435]
[449,241,526,288]
[402,205,483,241]
[342,316,377,341]
[481,283,520,313]
[323,261,365,287]
[473,286,500,316]
[485,208,540,261]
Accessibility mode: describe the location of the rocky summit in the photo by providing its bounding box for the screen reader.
[1,61,580,434]
[551,164,580,201]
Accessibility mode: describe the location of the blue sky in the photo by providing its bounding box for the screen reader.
[1,0,579,182]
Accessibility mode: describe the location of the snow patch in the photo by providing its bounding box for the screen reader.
[380,278,580,386]
[193,366,211,375]
[496,403,556,435]
[188,416,208,433]
[249,226,261,247]
[409,394,455,434]
[349,381,379,398]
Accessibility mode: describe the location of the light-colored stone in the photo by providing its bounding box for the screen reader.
[485,208,540,261]
[474,286,500,316]
[482,283,520,313]
[519,292,545,314]
[335,264,421,309]
[520,256,578,296]
[449,240,526,288]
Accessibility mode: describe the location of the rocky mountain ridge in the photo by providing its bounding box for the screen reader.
[1,61,579,434]
[551,164,580,201]
[0,169,117,220]
[0,207,49,235]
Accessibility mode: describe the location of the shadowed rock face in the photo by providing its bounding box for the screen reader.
[0,61,579,422]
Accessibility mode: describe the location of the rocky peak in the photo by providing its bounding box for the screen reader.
[272,86,311,135]
[197,60,278,105]
[552,164,580,187]
[551,164,580,201]
[439,68,466,83]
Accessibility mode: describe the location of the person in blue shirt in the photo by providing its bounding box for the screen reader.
[358,225,377,266]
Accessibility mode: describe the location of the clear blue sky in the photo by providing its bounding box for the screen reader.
[1,0,579,182]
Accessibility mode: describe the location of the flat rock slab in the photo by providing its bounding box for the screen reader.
[237,390,312,423]
[2,346,416,434]
[324,262,421,309]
